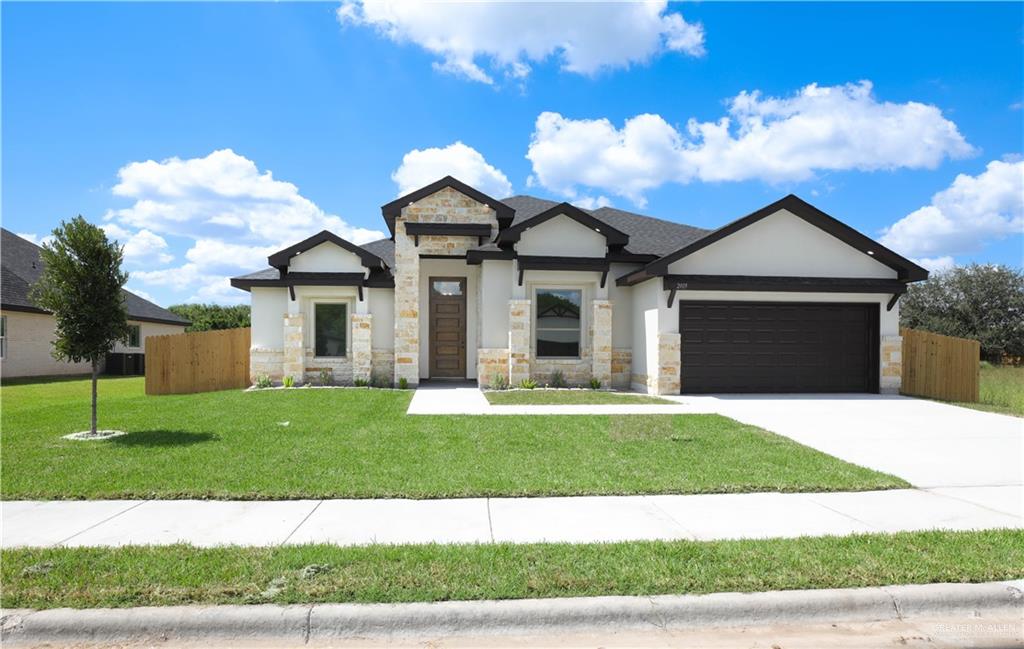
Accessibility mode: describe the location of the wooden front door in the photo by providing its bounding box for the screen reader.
[429,277,467,378]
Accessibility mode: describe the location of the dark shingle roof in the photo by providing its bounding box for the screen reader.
[501,196,710,257]
[1,228,190,326]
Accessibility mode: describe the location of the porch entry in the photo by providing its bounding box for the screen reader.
[428,277,467,378]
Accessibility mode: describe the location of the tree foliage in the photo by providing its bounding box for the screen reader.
[901,264,1024,361]
[168,304,250,332]
[29,216,130,365]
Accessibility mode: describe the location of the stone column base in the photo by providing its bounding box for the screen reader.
[282,313,305,384]
[351,314,373,384]
[477,348,510,388]
[880,335,903,394]
[591,300,612,387]
[508,299,532,386]
[648,332,681,395]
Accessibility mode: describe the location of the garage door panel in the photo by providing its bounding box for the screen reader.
[680,301,878,394]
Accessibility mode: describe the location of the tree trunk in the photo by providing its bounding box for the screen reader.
[91,359,99,435]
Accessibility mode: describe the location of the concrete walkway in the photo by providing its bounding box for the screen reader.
[3,486,1021,548]
[406,384,710,415]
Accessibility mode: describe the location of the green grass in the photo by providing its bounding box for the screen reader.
[955,364,1024,417]
[485,389,674,405]
[2,530,1020,609]
[0,377,906,500]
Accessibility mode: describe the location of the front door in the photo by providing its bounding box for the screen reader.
[429,277,467,378]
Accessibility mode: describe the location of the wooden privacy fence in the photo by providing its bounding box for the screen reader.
[901,327,980,403]
[145,328,251,395]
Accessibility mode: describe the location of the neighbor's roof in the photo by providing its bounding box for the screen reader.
[1,228,190,326]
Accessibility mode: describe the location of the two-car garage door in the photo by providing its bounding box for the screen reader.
[679,301,879,393]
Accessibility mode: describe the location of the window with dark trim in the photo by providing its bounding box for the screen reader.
[127,324,140,348]
[314,303,348,357]
[535,289,582,358]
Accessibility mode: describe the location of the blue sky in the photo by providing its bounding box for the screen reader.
[3,1,1022,306]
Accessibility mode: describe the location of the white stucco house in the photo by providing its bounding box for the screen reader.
[231,177,927,394]
[1,228,190,378]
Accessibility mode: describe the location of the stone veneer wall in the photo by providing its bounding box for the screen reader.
[648,332,681,395]
[508,299,532,385]
[303,355,352,385]
[282,313,305,384]
[371,350,395,385]
[477,348,509,387]
[611,349,632,390]
[251,348,284,383]
[880,335,902,394]
[591,300,612,387]
[394,187,498,386]
[351,314,372,384]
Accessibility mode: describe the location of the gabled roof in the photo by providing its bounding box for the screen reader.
[501,196,709,257]
[0,228,190,326]
[633,194,928,283]
[380,176,515,237]
[267,230,387,272]
[495,202,630,247]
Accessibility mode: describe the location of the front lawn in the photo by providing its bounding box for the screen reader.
[485,389,673,405]
[0,377,906,499]
[2,529,1020,609]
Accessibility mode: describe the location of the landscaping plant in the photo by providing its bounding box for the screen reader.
[283,376,295,388]
[29,216,129,435]
[550,370,567,388]
[398,377,409,390]
[319,368,333,386]
[518,378,537,389]
[254,375,272,389]
[490,372,509,390]
[589,378,601,390]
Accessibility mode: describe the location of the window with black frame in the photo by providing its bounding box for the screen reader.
[314,303,348,357]
[535,289,582,358]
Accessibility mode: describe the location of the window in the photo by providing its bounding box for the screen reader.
[314,303,348,357]
[0,315,6,359]
[535,289,582,358]
[432,280,463,296]
[127,325,140,348]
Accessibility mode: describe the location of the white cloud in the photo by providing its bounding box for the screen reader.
[573,195,613,210]
[392,142,512,197]
[912,256,956,273]
[526,81,976,206]
[102,224,173,265]
[16,232,54,247]
[337,0,704,85]
[880,158,1024,260]
[105,149,386,304]
[124,285,159,305]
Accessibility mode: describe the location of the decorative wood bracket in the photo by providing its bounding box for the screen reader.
[886,293,901,312]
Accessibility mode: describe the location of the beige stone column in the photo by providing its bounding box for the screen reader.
[393,221,420,386]
[880,335,902,394]
[648,332,681,395]
[282,312,305,384]
[591,300,613,387]
[508,298,532,385]
[351,313,372,384]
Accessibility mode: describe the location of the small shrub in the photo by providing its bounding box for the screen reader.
[550,370,567,388]
[370,373,391,389]
[318,368,333,386]
[589,378,602,390]
[353,378,368,387]
[254,375,272,389]
[490,373,509,390]
[519,378,537,389]
[283,376,295,388]
[398,377,409,390]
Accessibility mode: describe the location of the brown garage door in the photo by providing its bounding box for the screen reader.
[679,301,879,394]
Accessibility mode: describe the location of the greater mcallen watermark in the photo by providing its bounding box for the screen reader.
[932,621,1022,644]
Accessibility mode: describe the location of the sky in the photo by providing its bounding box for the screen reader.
[2,1,1022,306]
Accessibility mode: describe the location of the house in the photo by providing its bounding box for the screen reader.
[231,177,927,394]
[1,228,190,378]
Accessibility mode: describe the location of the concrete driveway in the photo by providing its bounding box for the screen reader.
[674,394,1022,492]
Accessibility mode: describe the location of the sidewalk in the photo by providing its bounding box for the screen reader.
[3,486,1021,548]
[406,384,712,415]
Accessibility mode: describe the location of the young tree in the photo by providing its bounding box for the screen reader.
[30,216,129,433]
[901,264,1024,362]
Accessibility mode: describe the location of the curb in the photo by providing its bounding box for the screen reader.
[2,580,1022,645]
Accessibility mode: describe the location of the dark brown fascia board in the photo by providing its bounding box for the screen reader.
[1,302,190,327]
[645,195,929,282]
[380,176,515,237]
[661,274,909,293]
[495,202,629,247]
[516,255,611,287]
[615,268,655,286]
[465,248,517,265]
[267,231,386,272]
[403,223,492,247]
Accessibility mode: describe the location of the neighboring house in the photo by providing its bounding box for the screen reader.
[1,228,190,378]
[232,177,927,394]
